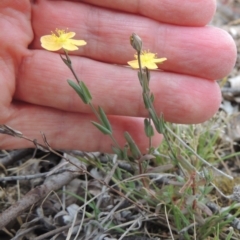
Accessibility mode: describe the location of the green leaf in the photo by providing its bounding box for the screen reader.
[148,108,162,133]
[112,146,123,157]
[158,113,165,133]
[142,72,150,93]
[148,108,158,126]
[98,106,112,133]
[145,67,150,82]
[79,81,92,103]
[144,119,154,137]
[123,144,131,160]
[137,71,143,86]
[143,92,152,109]
[67,79,86,103]
[124,132,141,159]
[150,93,154,103]
[91,121,112,135]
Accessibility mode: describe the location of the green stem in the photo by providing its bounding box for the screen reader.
[64,50,121,150]
[64,50,81,84]
[148,117,152,152]
[110,135,121,149]
[137,51,143,83]
[89,102,101,122]
[137,52,153,153]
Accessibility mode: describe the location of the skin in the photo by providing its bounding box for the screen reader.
[0,0,237,152]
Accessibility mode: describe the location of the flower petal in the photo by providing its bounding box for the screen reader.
[145,62,158,69]
[62,42,79,51]
[40,35,55,44]
[64,32,76,39]
[127,60,139,69]
[40,36,63,51]
[153,57,167,63]
[69,39,87,46]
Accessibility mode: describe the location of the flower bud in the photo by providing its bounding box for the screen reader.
[130,33,142,52]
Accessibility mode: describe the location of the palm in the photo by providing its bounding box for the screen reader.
[0,0,236,151]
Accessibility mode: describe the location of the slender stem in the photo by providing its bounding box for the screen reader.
[137,51,143,83]
[64,50,81,84]
[110,135,121,149]
[148,117,152,152]
[137,51,148,176]
[69,65,81,84]
[64,51,121,150]
[89,102,101,122]
[137,51,153,153]
[162,126,178,164]
[133,52,150,186]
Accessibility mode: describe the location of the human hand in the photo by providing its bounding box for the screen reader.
[0,0,236,152]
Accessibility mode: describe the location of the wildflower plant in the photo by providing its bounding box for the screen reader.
[38,29,240,239]
[40,29,169,160]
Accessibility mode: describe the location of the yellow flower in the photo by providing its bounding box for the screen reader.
[128,51,167,69]
[40,29,87,51]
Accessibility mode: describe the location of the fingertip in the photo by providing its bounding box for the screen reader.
[185,80,222,124]
[149,0,216,26]
[184,83,221,124]
[213,28,237,79]
[152,73,222,124]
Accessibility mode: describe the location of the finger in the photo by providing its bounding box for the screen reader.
[0,0,32,122]
[0,102,162,152]
[15,50,221,124]
[32,0,236,80]
[59,0,216,27]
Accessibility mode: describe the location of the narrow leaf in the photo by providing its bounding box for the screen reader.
[143,92,152,109]
[150,93,154,103]
[144,118,154,137]
[142,72,150,93]
[91,121,112,135]
[137,71,143,86]
[124,132,141,159]
[148,108,162,133]
[98,106,112,133]
[112,146,124,159]
[79,81,92,103]
[67,79,88,104]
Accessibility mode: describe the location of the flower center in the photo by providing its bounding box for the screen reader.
[52,29,67,43]
[141,52,154,63]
